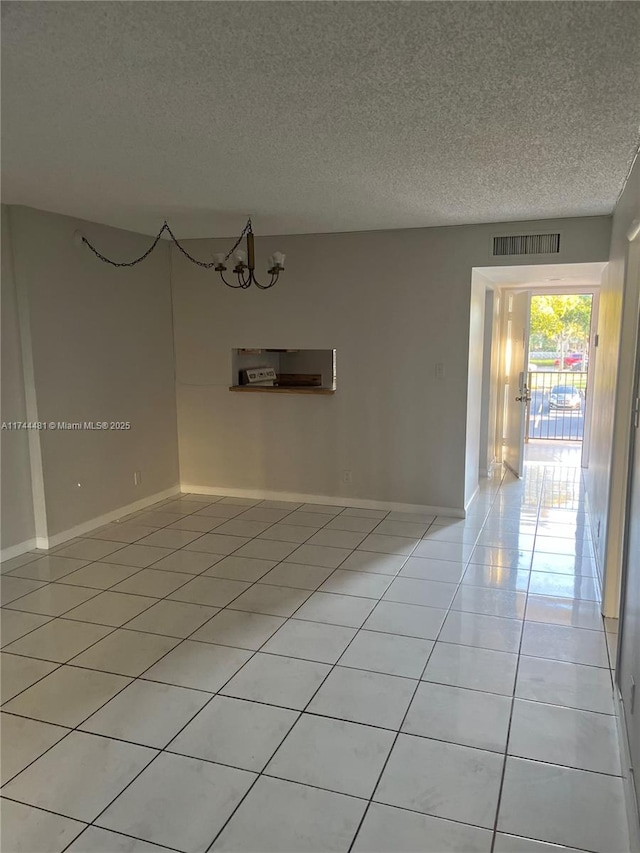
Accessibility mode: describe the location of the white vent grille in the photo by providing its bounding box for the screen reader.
[493,233,561,256]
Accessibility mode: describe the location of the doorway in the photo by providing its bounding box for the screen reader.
[524,292,595,467]
[490,278,601,478]
[469,262,606,500]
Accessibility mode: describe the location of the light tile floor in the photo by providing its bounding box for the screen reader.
[0,465,630,853]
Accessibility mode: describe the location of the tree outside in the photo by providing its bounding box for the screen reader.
[529,294,592,369]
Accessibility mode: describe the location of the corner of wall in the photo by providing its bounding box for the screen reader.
[3,206,181,552]
[0,205,39,553]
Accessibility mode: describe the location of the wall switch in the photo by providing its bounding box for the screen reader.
[134,471,142,486]
[435,362,445,380]
[341,469,353,485]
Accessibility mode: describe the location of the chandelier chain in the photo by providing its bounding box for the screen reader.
[81,218,253,269]
[223,217,253,261]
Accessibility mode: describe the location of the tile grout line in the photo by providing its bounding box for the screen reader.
[488,479,540,853]
[0,794,183,853]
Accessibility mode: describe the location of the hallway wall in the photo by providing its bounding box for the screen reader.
[587,153,640,616]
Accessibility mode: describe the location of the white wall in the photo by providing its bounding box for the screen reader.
[173,216,610,513]
[6,206,180,540]
[587,155,640,616]
[1,207,36,553]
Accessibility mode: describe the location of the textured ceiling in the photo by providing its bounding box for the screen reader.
[2,1,640,238]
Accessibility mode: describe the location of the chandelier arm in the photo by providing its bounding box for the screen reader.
[250,271,267,289]
[253,271,279,290]
[217,270,246,289]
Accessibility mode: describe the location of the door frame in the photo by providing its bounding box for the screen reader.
[471,265,604,497]
[493,285,598,470]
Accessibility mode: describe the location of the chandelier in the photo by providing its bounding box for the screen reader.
[213,219,285,289]
[76,217,285,289]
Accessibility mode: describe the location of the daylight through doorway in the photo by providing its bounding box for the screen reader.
[525,293,593,465]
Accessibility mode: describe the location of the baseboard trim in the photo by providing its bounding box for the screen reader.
[180,485,464,519]
[614,684,640,852]
[0,537,38,562]
[38,486,181,550]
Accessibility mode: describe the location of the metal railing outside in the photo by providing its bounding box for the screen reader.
[526,371,587,442]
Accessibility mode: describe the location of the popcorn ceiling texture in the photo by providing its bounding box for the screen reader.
[2,1,639,238]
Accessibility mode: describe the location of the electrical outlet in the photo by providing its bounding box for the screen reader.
[134,471,142,486]
[435,362,445,380]
[341,469,353,485]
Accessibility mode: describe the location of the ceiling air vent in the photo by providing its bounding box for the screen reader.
[492,233,561,257]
